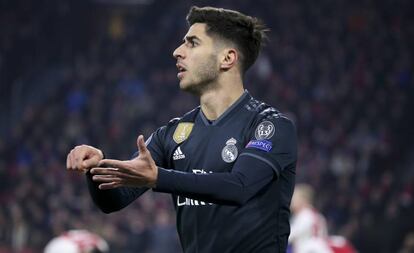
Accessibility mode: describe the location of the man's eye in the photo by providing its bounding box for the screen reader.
[188,41,196,47]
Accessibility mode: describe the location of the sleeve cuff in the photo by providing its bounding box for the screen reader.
[153,167,175,192]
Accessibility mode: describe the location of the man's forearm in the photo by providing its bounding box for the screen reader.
[86,171,148,213]
[154,155,275,205]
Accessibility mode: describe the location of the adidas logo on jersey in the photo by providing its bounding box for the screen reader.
[173,147,185,160]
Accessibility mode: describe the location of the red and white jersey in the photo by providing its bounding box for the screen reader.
[327,236,357,253]
[289,207,332,253]
[44,230,109,253]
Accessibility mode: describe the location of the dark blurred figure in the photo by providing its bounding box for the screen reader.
[399,232,414,253]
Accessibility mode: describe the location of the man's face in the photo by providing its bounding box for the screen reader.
[173,23,220,95]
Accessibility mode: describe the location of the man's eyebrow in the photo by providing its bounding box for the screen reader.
[182,35,201,43]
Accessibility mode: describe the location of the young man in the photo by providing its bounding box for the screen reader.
[289,184,356,253]
[67,6,297,253]
[289,184,332,253]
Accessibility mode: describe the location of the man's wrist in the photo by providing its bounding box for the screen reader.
[147,166,159,188]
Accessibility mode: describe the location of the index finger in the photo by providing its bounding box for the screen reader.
[67,151,75,170]
[90,167,120,175]
[66,152,71,169]
[98,159,127,168]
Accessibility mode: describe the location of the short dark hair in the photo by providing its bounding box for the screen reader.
[186,6,268,73]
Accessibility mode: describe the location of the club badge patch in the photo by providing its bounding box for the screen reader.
[173,123,194,144]
[255,121,275,140]
[246,140,273,152]
[222,138,238,163]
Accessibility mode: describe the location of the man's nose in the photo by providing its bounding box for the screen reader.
[173,44,185,59]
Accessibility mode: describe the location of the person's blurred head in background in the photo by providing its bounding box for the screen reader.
[44,230,109,253]
[290,183,314,214]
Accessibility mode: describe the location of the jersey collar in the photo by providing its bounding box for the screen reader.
[198,90,251,126]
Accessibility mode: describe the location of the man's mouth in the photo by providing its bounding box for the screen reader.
[176,63,187,79]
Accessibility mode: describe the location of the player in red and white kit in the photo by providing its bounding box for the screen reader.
[44,230,109,253]
[289,184,332,253]
[289,184,357,253]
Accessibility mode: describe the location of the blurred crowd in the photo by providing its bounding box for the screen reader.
[0,0,413,252]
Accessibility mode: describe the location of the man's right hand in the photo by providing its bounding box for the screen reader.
[66,145,104,173]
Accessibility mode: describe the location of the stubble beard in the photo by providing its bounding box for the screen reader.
[180,54,219,96]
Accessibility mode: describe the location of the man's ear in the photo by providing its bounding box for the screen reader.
[220,48,238,71]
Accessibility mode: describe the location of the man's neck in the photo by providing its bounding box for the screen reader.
[199,79,245,121]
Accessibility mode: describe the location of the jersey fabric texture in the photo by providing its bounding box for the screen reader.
[86,91,297,253]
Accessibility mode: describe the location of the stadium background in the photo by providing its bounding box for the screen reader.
[0,0,413,252]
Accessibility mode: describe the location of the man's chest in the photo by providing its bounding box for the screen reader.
[169,123,251,173]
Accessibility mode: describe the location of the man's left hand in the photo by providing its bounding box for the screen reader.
[90,135,158,190]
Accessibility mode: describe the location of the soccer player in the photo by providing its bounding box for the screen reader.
[44,230,109,253]
[289,184,332,253]
[66,6,297,253]
[289,184,357,253]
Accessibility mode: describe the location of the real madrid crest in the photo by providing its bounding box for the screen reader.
[222,138,238,163]
[255,121,275,140]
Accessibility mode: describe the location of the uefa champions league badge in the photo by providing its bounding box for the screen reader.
[246,140,273,152]
[255,121,275,140]
[222,138,238,163]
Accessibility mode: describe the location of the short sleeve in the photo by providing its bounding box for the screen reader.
[239,115,297,177]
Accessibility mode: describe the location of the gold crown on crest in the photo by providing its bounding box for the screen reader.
[226,138,237,146]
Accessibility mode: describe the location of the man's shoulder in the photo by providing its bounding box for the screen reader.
[244,96,289,122]
[151,106,200,146]
[166,106,200,128]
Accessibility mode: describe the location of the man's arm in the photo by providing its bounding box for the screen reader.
[91,117,297,206]
[92,153,275,206]
[67,128,166,213]
[85,171,148,213]
[66,143,149,213]
[154,154,275,205]
[91,141,276,206]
